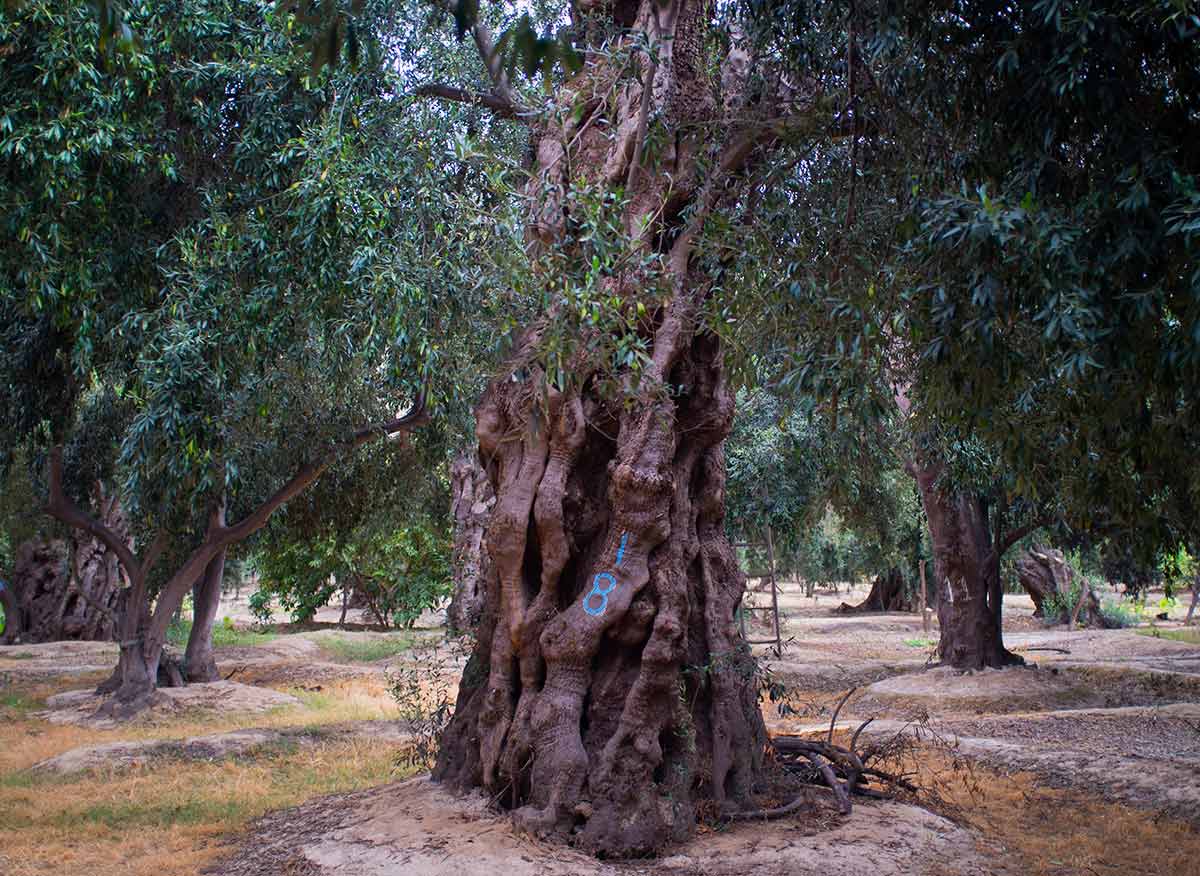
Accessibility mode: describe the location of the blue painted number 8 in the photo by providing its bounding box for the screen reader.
[583,572,617,616]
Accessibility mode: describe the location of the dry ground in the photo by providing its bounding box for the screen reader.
[2,580,1199,875]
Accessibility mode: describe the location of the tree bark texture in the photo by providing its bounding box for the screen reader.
[910,457,1021,669]
[1,489,129,645]
[837,567,912,613]
[447,450,495,633]
[428,0,827,854]
[1015,545,1108,627]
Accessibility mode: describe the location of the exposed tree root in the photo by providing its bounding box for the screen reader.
[746,716,923,819]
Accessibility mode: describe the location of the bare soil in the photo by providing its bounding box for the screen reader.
[4,580,1200,875]
[38,681,303,728]
[32,720,414,775]
[209,776,1001,876]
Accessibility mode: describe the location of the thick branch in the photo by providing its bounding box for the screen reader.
[145,400,426,643]
[999,518,1049,557]
[223,397,427,547]
[412,83,521,120]
[45,447,141,582]
[428,0,519,107]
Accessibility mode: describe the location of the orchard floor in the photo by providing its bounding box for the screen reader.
[0,581,1197,876]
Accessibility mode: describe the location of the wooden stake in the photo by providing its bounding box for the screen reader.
[919,560,929,636]
[766,524,783,658]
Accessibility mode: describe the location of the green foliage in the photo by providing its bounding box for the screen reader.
[247,589,274,626]
[255,506,452,630]
[1160,547,1196,598]
[1,0,505,601]
[1040,586,1082,626]
[726,389,924,584]
[1100,600,1142,630]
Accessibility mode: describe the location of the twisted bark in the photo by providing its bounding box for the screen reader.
[425,0,843,854]
[447,451,495,633]
[837,567,912,613]
[1016,546,1110,627]
[1,486,128,645]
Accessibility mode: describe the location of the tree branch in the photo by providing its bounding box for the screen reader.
[427,0,521,109]
[999,518,1050,557]
[45,447,141,581]
[412,83,521,121]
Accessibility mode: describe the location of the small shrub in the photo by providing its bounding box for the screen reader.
[1040,590,1075,626]
[1101,600,1141,629]
[247,589,274,625]
[387,638,469,770]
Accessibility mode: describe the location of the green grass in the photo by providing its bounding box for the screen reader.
[903,637,938,648]
[43,796,257,830]
[0,691,42,713]
[1135,626,1200,644]
[166,617,276,648]
[318,634,416,662]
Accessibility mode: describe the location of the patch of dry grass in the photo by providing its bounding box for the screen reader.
[913,755,1200,876]
[0,670,411,876]
[0,677,397,776]
[0,737,406,876]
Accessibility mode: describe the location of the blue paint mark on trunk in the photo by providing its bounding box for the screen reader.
[582,532,632,617]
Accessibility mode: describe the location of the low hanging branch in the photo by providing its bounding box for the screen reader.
[411,83,523,120]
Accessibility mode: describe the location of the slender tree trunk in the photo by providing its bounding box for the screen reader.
[1186,573,1199,625]
[910,457,1020,669]
[184,545,226,682]
[447,450,495,634]
[0,576,22,644]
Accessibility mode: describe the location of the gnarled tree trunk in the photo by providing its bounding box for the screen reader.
[430,0,813,854]
[1,488,128,645]
[910,457,1021,669]
[1016,545,1108,627]
[837,567,911,613]
[447,450,495,634]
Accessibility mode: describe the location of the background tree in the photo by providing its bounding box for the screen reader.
[251,444,454,630]
[0,0,492,711]
[715,0,1199,668]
